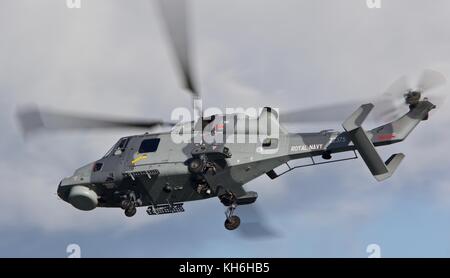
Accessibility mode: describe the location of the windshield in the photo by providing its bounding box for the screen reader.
[103,144,116,158]
[103,137,129,158]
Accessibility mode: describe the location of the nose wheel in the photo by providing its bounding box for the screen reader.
[220,192,241,230]
[124,205,137,217]
[121,197,138,218]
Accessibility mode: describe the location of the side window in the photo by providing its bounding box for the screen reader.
[114,138,129,156]
[139,138,161,153]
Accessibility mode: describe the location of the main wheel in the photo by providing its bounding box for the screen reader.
[120,200,131,210]
[188,158,204,174]
[124,206,137,217]
[322,151,332,160]
[224,215,241,230]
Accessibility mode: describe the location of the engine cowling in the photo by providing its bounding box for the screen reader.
[68,185,98,211]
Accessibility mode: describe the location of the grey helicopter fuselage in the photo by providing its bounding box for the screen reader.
[57,100,435,213]
[57,110,291,210]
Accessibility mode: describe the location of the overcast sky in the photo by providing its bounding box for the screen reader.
[1,0,450,257]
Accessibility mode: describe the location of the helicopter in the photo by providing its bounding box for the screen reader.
[17,0,447,231]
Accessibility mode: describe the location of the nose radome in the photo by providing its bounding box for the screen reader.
[68,185,98,211]
[57,162,97,211]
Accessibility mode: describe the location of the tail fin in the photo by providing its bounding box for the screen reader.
[342,100,435,181]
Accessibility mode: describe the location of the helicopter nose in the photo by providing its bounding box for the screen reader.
[57,163,98,211]
[60,162,94,187]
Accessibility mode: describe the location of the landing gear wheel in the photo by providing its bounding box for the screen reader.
[224,216,241,230]
[223,201,240,230]
[120,200,131,210]
[124,206,137,217]
[322,151,332,160]
[188,158,204,174]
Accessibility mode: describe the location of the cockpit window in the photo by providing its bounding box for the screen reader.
[103,145,116,158]
[114,138,129,156]
[104,138,129,157]
[139,138,161,153]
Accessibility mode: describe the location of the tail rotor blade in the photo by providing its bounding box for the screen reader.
[416,70,448,111]
[417,69,447,92]
[426,92,448,109]
[383,75,410,97]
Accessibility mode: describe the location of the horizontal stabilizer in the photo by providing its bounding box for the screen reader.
[374,153,405,181]
[343,103,404,181]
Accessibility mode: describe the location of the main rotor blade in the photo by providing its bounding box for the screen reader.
[157,0,199,97]
[17,106,175,135]
[279,101,365,124]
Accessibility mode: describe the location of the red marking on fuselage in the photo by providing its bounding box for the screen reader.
[377,134,396,141]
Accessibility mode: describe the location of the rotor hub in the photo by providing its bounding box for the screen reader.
[404,90,422,106]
